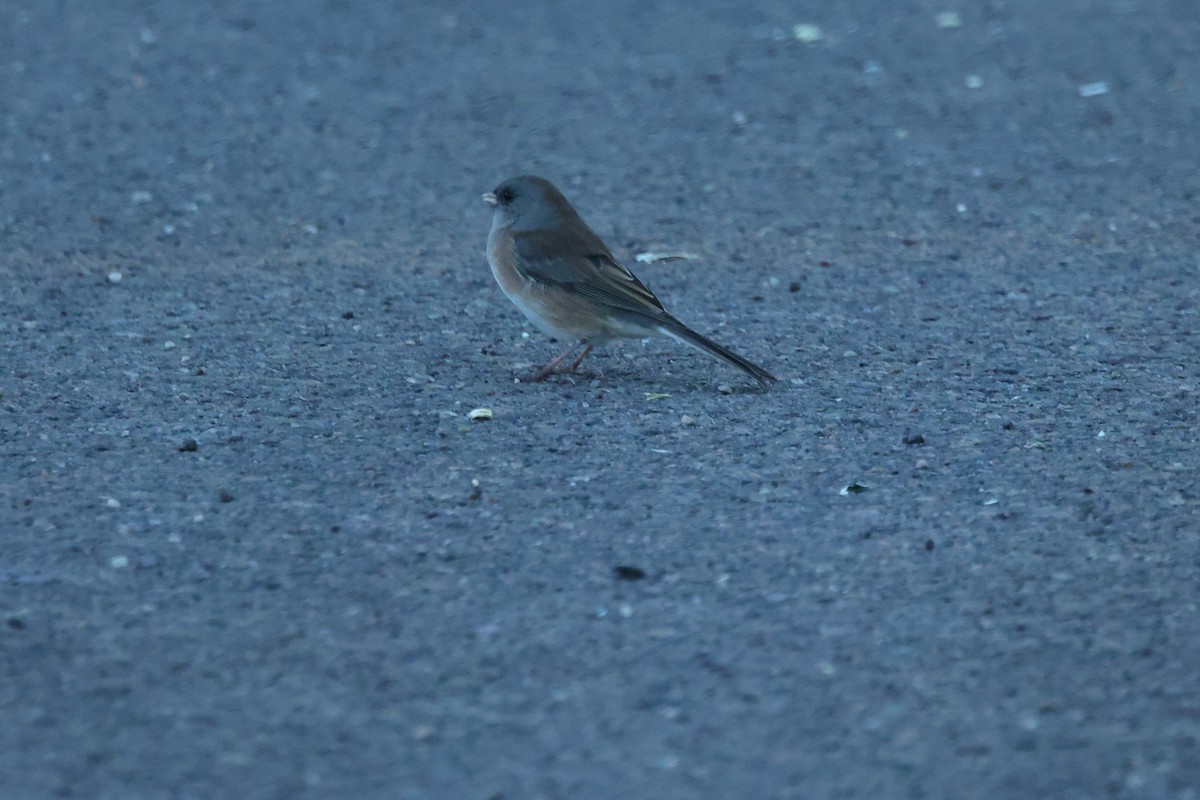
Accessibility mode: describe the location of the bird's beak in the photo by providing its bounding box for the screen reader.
[482,192,497,206]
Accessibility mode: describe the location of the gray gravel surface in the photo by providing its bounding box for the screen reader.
[2,1,1199,798]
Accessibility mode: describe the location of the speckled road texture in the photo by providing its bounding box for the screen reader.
[2,2,1198,799]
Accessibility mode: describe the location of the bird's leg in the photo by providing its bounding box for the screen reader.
[567,344,594,372]
[526,341,585,382]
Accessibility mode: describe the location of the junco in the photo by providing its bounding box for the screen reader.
[482,175,777,386]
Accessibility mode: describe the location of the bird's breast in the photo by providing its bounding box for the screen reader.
[487,226,623,341]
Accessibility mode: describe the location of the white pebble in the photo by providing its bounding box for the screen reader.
[935,11,962,28]
[792,24,823,43]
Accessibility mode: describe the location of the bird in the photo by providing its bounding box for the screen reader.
[482,175,777,387]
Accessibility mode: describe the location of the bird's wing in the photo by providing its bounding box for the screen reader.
[513,227,666,315]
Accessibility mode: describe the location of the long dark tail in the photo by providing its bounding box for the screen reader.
[658,317,777,387]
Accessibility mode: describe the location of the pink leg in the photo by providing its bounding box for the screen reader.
[527,341,585,382]
[568,344,593,372]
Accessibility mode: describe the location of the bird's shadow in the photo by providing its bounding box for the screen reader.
[512,354,779,395]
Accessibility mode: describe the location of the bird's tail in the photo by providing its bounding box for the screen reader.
[658,318,777,387]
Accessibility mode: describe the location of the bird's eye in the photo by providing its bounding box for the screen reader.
[498,187,515,204]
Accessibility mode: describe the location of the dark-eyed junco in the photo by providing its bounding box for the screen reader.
[482,175,777,386]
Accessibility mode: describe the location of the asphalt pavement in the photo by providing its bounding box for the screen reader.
[2,1,1198,798]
